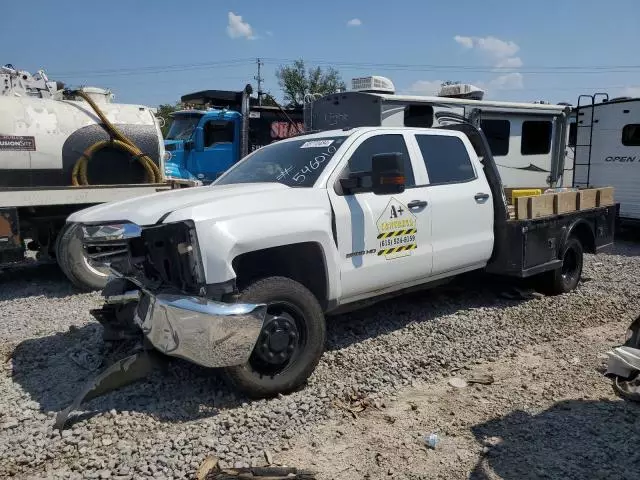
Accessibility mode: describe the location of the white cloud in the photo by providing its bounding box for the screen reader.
[454,35,474,49]
[489,72,524,90]
[454,35,521,70]
[266,30,273,37]
[494,56,523,69]
[347,18,362,27]
[620,86,640,98]
[406,80,444,96]
[475,36,519,59]
[227,12,255,40]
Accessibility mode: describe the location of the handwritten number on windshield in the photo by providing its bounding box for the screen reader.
[291,145,337,184]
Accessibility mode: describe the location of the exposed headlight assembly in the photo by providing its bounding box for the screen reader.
[82,223,142,241]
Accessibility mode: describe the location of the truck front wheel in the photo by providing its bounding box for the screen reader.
[222,276,326,399]
[56,223,110,291]
[540,236,584,295]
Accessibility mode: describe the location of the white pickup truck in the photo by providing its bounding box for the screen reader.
[56,123,615,426]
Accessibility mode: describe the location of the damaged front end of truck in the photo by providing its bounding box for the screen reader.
[55,221,267,430]
[605,315,640,402]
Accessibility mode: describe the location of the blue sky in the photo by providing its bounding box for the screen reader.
[4,0,639,107]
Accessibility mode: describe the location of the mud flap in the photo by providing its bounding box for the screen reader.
[54,350,164,430]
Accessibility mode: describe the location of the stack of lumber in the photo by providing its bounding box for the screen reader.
[505,187,615,220]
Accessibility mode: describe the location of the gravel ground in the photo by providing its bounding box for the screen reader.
[280,319,640,479]
[1,237,639,479]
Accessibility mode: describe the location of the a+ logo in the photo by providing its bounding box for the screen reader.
[389,205,404,218]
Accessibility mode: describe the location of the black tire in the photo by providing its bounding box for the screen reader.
[222,276,326,399]
[56,223,110,291]
[540,236,584,295]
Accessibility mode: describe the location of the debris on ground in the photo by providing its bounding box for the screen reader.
[448,377,468,389]
[468,374,495,385]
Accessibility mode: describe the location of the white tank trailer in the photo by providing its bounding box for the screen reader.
[0,64,165,187]
[0,64,169,291]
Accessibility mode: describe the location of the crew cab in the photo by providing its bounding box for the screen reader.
[63,124,615,406]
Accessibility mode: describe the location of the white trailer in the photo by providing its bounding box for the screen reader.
[571,94,640,224]
[306,76,573,190]
[0,64,196,289]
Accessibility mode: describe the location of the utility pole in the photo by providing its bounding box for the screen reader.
[254,58,264,106]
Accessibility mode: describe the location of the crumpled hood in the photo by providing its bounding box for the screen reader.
[67,183,291,226]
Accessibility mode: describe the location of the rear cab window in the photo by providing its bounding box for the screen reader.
[414,134,477,185]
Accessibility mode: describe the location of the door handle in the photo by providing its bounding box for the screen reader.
[408,200,428,209]
[474,193,490,202]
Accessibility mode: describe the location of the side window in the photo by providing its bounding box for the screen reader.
[204,120,235,147]
[480,119,510,156]
[622,124,640,146]
[404,105,434,128]
[346,134,416,187]
[568,122,577,147]
[521,120,552,155]
[415,134,476,184]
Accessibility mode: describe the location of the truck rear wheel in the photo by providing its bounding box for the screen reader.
[540,236,584,295]
[56,223,110,291]
[222,276,326,399]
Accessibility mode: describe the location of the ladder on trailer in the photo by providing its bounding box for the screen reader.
[572,93,609,188]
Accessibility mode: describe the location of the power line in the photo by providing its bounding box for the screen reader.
[48,58,640,79]
[260,57,640,74]
[49,59,255,78]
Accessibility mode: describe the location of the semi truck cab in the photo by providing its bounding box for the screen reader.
[164,108,242,184]
[163,87,304,185]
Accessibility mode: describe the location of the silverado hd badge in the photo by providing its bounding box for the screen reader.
[376,197,417,259]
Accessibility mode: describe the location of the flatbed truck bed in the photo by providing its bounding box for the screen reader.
[0,183,177,289]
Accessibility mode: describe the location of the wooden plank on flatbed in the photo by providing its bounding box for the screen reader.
[554,191,578,214]
[529,194,556,218]
[577,189,598,210]
[515,194,555,219]
[597,186,615,206]
[515,196,529,220]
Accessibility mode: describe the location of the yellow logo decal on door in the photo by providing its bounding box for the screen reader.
[376,197,417,259]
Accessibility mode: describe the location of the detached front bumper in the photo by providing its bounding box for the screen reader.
[123,290,267,368]
[605,346,640,378]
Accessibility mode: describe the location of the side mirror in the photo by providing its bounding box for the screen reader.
[371,153,405,195]
[184,140,194,151]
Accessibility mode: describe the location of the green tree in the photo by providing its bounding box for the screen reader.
[156,102,181,137]
[275,59,346,108]
[260,92,279,107]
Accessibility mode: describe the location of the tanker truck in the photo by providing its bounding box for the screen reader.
[0,64,188,290]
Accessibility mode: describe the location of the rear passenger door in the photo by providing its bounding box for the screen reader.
[411,132,494,276]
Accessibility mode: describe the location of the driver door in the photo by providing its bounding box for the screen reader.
[327,130,433,302]
[190,119,239,182]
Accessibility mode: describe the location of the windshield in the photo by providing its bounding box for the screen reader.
[215,136,347,187]
[166,114,202,141]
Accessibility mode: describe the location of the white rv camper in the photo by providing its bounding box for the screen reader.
[571,93,640,224]
[306,76,573,189]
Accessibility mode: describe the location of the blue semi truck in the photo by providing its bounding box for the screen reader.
[163,85,304,184]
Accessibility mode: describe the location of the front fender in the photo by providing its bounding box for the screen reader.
[193,208,341,302]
